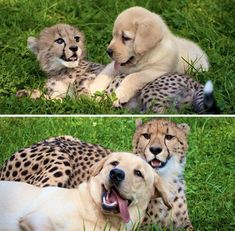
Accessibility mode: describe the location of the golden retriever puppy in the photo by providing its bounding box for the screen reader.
[89,7,209,106]
[0,152,172,231]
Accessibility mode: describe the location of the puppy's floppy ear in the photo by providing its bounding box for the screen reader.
[90,155,110,176]
[134,17,163,56]
[153,174,173,209]
[27,36,39,55]
[177,123,190,135]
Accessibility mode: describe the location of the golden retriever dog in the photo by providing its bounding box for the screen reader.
[89,7,209,106]
[0,152,172,231]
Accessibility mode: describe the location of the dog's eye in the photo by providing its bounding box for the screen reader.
[142,133,151,139]
[74,36,80,42]
[122,35,131,42]
[55,38,64,44]
[134,169,143,178]
[165,134,174,140]
[110,161,119,167]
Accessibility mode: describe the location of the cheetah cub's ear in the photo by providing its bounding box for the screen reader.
[27,36,39,55]
[177,123,190,135]
[135,119,143,128]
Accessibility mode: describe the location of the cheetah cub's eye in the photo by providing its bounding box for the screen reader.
[142,133,151,140]
[134,169,144,178]
[165,134,174,140]
[55,38,64,44]
[74,36,80,42]
[110,161,119,167]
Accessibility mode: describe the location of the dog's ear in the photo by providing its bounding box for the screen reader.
[134,17,163,56]
[177,123,190,135]
[153,174,173,209]
[90,156,110,176]
[27,36,39,55]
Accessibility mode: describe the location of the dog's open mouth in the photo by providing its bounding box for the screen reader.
[114,56,135,71]
[101,185,132,223]
[120,56,134,66]
[149,158,168,169]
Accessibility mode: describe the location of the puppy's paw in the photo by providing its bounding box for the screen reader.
[113,99,127,108]
[113,87,130,107]
[19,217,31,231]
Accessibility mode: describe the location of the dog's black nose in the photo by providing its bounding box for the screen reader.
[149,146,162,155]
[107,48,113,57]
[69,45,78,52]
[109,168,125,185]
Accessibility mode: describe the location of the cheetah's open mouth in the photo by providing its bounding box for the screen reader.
[58,53,79,68]
[101,185,132,223]
[149,157,169,169]
[61,53,78,62]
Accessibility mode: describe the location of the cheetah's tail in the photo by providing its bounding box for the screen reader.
[193,80,220,114]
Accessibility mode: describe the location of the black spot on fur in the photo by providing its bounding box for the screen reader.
[54,171,63,177]
[49,166,58,172]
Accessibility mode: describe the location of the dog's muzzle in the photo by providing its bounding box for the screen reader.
[109,168,125,186]
[101,168,131,223]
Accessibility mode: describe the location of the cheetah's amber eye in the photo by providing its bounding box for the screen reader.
[165,134,174,140]
[110,161,119,167]
[142,133,151,140]
[55,38,64,44]
[134,169,144,178]
[74,36,80,42]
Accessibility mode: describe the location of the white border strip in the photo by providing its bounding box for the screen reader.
[0,114,234,118]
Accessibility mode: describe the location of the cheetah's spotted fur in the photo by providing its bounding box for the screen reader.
[0,119,193,230]
[17,23,216,114]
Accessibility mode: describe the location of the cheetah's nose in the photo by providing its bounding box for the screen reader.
[69,45,78,52]
[149,146,162,155]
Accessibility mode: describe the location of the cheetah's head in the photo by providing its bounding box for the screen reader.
[132,119,190,175]
[27,24,85,75]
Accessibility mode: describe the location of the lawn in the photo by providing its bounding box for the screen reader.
[0,117,234,230]
[0,0,234,114]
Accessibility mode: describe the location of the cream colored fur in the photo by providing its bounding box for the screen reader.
[89,7,209,106]
[0,152,172,231]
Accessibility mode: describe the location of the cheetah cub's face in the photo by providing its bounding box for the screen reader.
[27,24,85,74]
[132,119,190,174]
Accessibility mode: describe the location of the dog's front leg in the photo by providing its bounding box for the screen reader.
[113,70,166,107]
[19,212,53,231]
[89,62,118,94]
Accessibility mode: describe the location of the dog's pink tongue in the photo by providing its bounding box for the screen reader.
[114,62,121,72]
[110,190,130,223]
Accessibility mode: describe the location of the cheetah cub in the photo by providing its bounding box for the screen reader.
[16,24,105,99]
[76,73,218,114]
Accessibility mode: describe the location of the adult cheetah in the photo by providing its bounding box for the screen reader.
[0,119,193,230]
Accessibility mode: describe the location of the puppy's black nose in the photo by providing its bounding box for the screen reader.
[109,168,125,185]
[69,45,78,52]
[149,146,162,155]
[107,48,113,57]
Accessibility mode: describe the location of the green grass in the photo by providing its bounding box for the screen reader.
[0,0,234,114]
[0,117,234,230]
